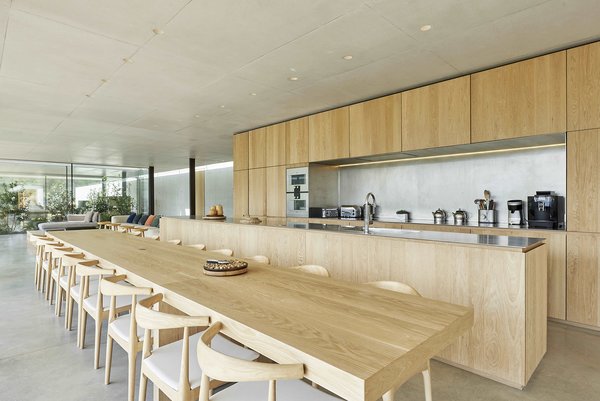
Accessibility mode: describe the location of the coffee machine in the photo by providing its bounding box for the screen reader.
[507,200,524,226]
[527,191,565,229]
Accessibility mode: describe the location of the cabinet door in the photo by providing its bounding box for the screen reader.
[233,132,249,171]
[286,117,309,164]
[349,94,401,157]
[568,42,600,131]
[265,123,286,167]
[471,51,566,142]
[309,107,349,162]
[567,129,600,233]
[266,166,286,217]
[567,232,600,327]
[233,170,249,217]
[248,168,266,217]
[402,76,470,151]
[249,128,267,169]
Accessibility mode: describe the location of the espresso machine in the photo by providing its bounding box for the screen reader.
[507,200,524,226]
[527,191,565,229]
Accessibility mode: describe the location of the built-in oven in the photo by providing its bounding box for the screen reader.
[286,192,309,217]
[286,167,309,217]
[286,167,309,193]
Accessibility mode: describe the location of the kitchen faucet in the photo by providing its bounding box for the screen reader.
[363,192,376,234]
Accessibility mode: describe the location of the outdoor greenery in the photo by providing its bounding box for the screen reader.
[87,181,133,221]
[0,181,30,234]
[46,181,71,222]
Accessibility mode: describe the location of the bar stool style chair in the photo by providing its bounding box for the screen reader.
[136,294,260,401]
[246,255,269,264]
[101,276,152,401]
[167,239,182,245]
[186,244,206,250]
[366,281,432,401]
[196,322,342,401]
[209,248,233,257]
[289,264,330,277]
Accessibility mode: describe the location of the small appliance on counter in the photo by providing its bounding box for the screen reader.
[475,189,497,224]
[340,205,362,220]
[432,208,447,224]
[286,167,309,218]
[452,209,468,225]
[396,210,410,223]
[507,200,524,226]
[309,207,339,218]
[528,191,565,229]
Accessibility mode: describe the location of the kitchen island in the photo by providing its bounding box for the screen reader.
[161,216,547,389]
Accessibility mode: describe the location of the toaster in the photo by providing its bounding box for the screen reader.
[309,207,339,218]
[340,205,362,219]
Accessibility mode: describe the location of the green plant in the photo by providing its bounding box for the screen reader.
[0,181,30,233]
[87,182,133,221]
[46,182,71,221]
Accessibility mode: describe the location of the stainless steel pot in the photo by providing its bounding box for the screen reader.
[452,209,468,225]
[432,208,447,224]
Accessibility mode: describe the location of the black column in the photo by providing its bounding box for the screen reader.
[189,158,196,216]
[148,166,155,215]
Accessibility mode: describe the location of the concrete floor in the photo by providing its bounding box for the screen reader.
[1,233,599,401]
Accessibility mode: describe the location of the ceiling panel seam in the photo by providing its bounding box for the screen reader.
[0,1,12,70]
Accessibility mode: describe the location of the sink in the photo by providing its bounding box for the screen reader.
[366,227,421,236]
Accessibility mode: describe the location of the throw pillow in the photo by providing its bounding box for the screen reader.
[92,211,99,222]
[132,213,143,224]
[150,215,161,228]
[138,214,149,225]
[126,212,136,223]
[83,211,93,223]
[145,215,155,226]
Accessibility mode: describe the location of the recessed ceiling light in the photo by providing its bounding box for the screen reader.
[152,28,165,35]
[219,105,226,108]
[420,24,432,32]
[250,92,257,96]
[343,55,353,60]
[288,76,299,81]
[194,114,201,118]
[289,67,297,72]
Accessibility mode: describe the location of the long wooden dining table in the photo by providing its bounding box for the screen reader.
[50,230,473,401]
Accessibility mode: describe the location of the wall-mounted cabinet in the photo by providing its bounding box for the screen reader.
[266,166,286,217]
[349,94,402,157]
[248,168,266,217]
[567,232,600,327]
[309,107,349,162]
[567,129,600,233]
[233,170,249,217]
[567,42,600,131]
[402,76,470,151]
[286,117,309,165]
[233,132,249,171]
[265,123,286,167]
[471,51,566,142]
[249,127,267,169]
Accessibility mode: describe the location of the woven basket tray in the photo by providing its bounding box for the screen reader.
[203,259,248,276]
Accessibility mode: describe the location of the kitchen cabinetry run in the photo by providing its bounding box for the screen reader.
[402,76,470,151]
[265,123,286,167]
[233,170,249,217]
[471,51,566,142]
[567,129,600,233]
[286,117,309,164]
[266,166,286,217]
[567,232,600,327]
[248,168,266,217]
[233,132,248,171]
[249,127,267,169]
[349,94,401,157]
[309,107,349,162]
[567,42,600,131]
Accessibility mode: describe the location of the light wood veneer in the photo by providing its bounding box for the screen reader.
[309,107,350,162]
[567,42,600,131]
[286,117,309,164]
[248,128,267,169]
[232,132,248,171]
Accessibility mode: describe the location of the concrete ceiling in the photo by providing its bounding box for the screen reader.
[0,0,598,171]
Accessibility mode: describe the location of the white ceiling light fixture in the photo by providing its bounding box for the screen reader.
[194,114,201,118]
[250,92,257,96]
[152,28,165,35]
[420,24,432,32]
[288,76,299,81]
[219,104,226,108]
[343,55,353,60]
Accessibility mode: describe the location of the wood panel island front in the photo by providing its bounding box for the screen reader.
[161,217,548,389]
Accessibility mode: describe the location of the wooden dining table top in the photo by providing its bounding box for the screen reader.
[51,230,473,401]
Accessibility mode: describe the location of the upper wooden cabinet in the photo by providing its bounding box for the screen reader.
[568,42,600,131]
[349,94,402,157]
[233,132,248,171]
[308,107,350,162]
[233,170,249,217]
[248,127,267,169]
[402,76,470,151]
[248,168,266,217]
[265,123,286,167]
[471,51,566,142]
[567,129,600,233]
[286,117,309,164]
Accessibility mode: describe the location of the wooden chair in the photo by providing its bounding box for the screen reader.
[62,254,97,330]
[196,321,341,401]
[366,281,431,401]
[41,242,69,303]
[167,239,182,245]
[288,264,330,277]
[209,248,233,257]
[186,244,206,250]
[44,245,75,306]
[136,295,259,401]
[246,255,270,264]
[51,248,83,316]
[34,237,62,292]
[101,276,152,401]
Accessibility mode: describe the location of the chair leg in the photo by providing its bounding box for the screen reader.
[94,316,102,369]
[422,366,432,401]
[105,335,113,385]
[45,267,52,300]
[66,297,74,330]
[48,277,55,305]
[55,286,63,316]
[128,351,137,401]
[138,372,148,401]
[79,308,87,349]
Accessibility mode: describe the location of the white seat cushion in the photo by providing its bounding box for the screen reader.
[211,379,342,401]
[109,315,145,342]
[144,332,259,391]
[83,293,132,314]
[51,268,68,280]
[69,278,100,300]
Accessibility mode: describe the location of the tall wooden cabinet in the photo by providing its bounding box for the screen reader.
[286,117,309,164]
[233,170,248,217]
[249,127,267,169]
[402,76,470,151]
[567,232,600,326]
[471,51,566,142]
[308,107,349,162]
[248,168,266,217]
[266,166,286,217]
[349,94,401,157]
[567,42,600,131]
[233,132,248,171]
[265,123,286,167]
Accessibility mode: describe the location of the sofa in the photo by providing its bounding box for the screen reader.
[111,213,160,238]
[38,212,99,232]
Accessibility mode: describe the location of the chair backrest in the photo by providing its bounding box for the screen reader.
[75,262,115,309]
[196,322,304,401]
[136,294,210,393]
[247,255,269,264]
[366,281,421,297]
[210,248,233,257]
[186,243,206,250]
[289,264,330,278]
[167,239,182,245]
